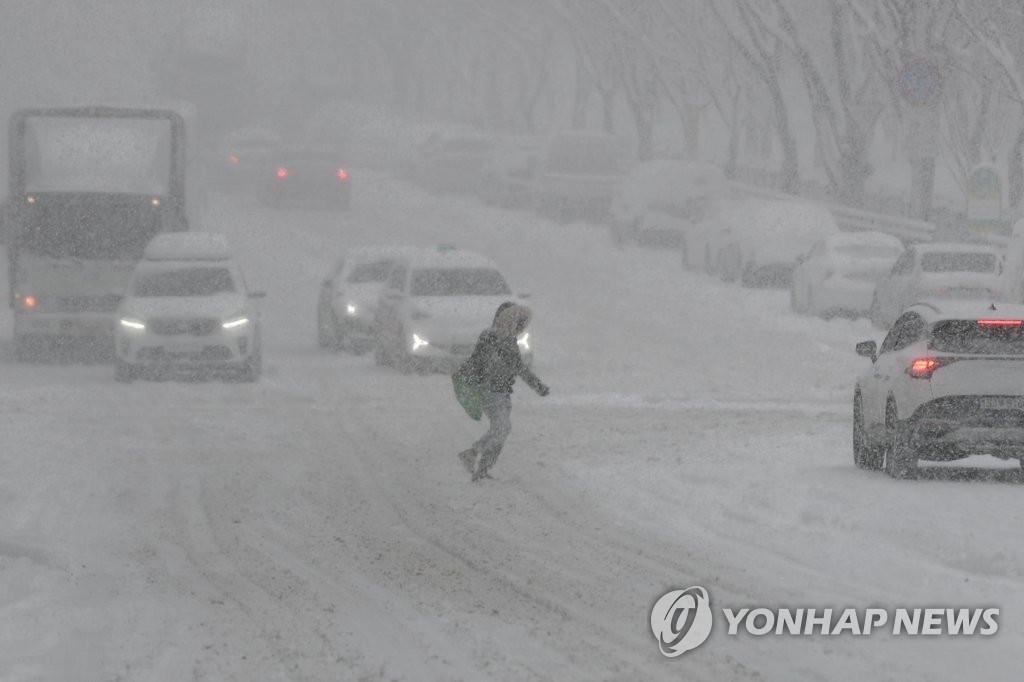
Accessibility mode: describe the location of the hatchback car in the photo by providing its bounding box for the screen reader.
[869,242,1005,329]
[854,300,1024,477]
[261,147,351,209]
[373,247,531,372]
[114,233,263,382]
[317,246,419,352]
[790,231,904,318]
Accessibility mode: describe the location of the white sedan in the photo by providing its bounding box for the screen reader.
[790,231,904,318]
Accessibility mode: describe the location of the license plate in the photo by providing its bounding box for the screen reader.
[979,397,1024,410]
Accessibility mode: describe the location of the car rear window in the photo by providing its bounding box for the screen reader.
[410,268,511,296]
[134,267,235,297]
[921,252,997,273]
[346,260,393,284]
[929,320,1024,355]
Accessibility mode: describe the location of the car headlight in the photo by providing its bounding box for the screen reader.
[119,317,146,331]
[517,331,530,350]
[346,303,358,315]
[412,333,429,351]
[222,316,250,330]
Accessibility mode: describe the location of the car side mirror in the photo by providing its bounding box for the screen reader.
[855,340,877,362]
[249,291,267,299]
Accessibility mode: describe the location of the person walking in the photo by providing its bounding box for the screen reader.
[455,302,549,481]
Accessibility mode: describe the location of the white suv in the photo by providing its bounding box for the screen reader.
[853,300,1024,478]
[373,247,531,373]
[114,233,264,382]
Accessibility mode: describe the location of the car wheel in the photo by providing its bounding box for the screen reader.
[115,360,136,383]
[853,394,882,470]
[238,351,262,382]
[884,401,917,479]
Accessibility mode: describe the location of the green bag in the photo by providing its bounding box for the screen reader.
[452,374,483,421]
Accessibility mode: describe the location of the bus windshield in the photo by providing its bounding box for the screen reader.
[14,195,168,260]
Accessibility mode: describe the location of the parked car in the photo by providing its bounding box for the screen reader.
[214,126,282,191]
[317,246,419,352]
[261,147,351,209]
[609,159,727,249]
[532,131,626,223]
[853,300,1024,478]
[711,200,840,287]
[406,132,496,195]
[869,242,1005,329]
[373,246,531,373]
[478,136,542,208]
[114,233,264,382]
[790,231,904,318]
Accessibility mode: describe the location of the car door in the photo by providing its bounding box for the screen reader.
[862,311,926,434]
[375,263,408,344]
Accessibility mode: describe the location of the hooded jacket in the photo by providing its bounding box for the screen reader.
[458,303,544,394]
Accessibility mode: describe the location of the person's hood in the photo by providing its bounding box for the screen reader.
[119,293,250,321]
[494,303,531,339]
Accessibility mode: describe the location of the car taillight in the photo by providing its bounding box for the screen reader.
[907,357,956,379]
[977,319,1022,326]
[14,292,36,310]
[277,167,289,179]
[337,168,348,180]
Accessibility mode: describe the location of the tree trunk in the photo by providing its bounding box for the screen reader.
[1010,126,1024,211]
[571,53,591,130]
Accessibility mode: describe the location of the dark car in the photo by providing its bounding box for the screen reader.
[261,148,352,209]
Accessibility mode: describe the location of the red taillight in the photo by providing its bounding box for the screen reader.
[337,168,348,180]
[977,319,1022,326]
[15,292,36,310]
[277,167,289,179]
[907,356,956,379]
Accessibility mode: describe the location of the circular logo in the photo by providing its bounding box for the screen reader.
[650,586,713,657]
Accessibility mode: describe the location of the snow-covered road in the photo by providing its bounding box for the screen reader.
[1,173,1021,681]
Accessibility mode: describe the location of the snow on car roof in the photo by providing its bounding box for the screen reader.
[402,247,500,270]
[344,245,425,262]
[907,299,1024,321]
[143,232,233,261]
[829,231,903,247]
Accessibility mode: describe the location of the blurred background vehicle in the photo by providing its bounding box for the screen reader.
[609,159,728,249]
[406,132,496,195]
[477,135,542,209]
[531,130,626,223]
[869,242,1006,329]
[317,246,418,353]
[790,231,904,318]
[261,147,351,209]
[214,126,283,191]
[372,247,531,373]
[711,200,840,288]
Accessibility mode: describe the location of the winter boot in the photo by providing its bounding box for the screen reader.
[458,448,477,474]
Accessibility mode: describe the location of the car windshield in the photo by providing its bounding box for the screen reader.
[410,268,511,296]
[346,260,393,284]
[921,252,997,273]
[134,267,236,297]
[835,244,901,258]
[930,320,1024,355]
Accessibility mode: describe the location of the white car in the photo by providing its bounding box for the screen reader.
[712,199,840,287]
[869,242,1005,329]
[114,233,263,382]
[853,300,1024,478]
[609,159,727,250]
[790,231,904,318]
[317,246,418,352]
[373,247,532,373]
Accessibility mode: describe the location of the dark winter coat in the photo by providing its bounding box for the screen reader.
[457,304,546,395]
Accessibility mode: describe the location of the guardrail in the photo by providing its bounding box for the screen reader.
[728,181,936,244]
